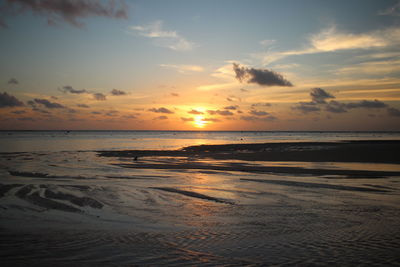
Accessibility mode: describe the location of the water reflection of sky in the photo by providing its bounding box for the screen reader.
[1,131,400,153]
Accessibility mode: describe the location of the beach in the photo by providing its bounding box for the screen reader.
[1,131,400,265]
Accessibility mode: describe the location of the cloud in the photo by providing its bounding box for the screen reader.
[91,111,101,115]
[325,100,347,113]
[171,93,179,97]
[0,0,128,28]
[292,102,320,113]
[7,78,18,85]
[387,107,400,117]
[153,115,168,120]
[224,105,238,110]
[93,93,106,101]
[258,26,400,65]
[251,102,271,108]
[345,100,387,109]
[60,85,87,94]
[122,114,137,119]
[240,115,277,122]
[0,92,24,108]
[293,88,389,114]
[34,98,64,108]
[233,63,293,87]
[131,20,195,51]
[207,109,233,116]
[11,110,26,114]
[310,88,335,104]
[249,110,269,116]
[77,103,89,108]
[240,88,249,92]
[181,117,194,122]
[202,118,220,122]
[148,107,174,114]
[379,1,400,16]
[110,89,127,96]
[160,64,204,73]
[188,109,203,115]
[260,39,276,46]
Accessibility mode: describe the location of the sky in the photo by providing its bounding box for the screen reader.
[0,0,400,131]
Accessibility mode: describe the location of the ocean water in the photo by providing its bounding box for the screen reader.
[1,131,400,265]
[1,130,400,152]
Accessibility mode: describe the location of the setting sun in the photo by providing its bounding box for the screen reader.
[193,115,207,128]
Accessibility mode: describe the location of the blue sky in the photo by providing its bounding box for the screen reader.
[1,0,400,130]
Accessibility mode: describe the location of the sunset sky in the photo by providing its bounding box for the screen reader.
[1,0,400,130]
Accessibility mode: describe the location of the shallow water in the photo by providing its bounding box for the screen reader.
[1,132,400,265]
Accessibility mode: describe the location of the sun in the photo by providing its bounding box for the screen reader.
[193,115,207,128]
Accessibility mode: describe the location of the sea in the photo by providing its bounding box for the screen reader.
[1,130,400,152]
[1,131,400,265]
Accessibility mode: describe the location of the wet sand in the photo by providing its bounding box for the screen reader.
[1,141,400,265]
[98,140,400,163]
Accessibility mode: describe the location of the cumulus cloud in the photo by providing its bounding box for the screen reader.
[310,88,335,104]
[0,92,24,108]
[60,85,87,94]
[207,109,233,116]
[233,63,293,87]
[34,98,65,108]
[93,93,106,101]
[188,109,203,115]
[110,89,126,96]
[148,107,174,114]
[387,107,400,117]
[249,110,269,116]
[7,78,18,85]
[131,20,195,51]
[0,0,128,28]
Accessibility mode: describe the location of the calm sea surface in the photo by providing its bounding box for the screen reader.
[1,130,400,152]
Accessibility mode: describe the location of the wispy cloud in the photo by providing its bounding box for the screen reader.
[160,64,204,73]
[257,26,400,65]
[131,20,195,51]
[379,1,400,16]
[0,0,128,28]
